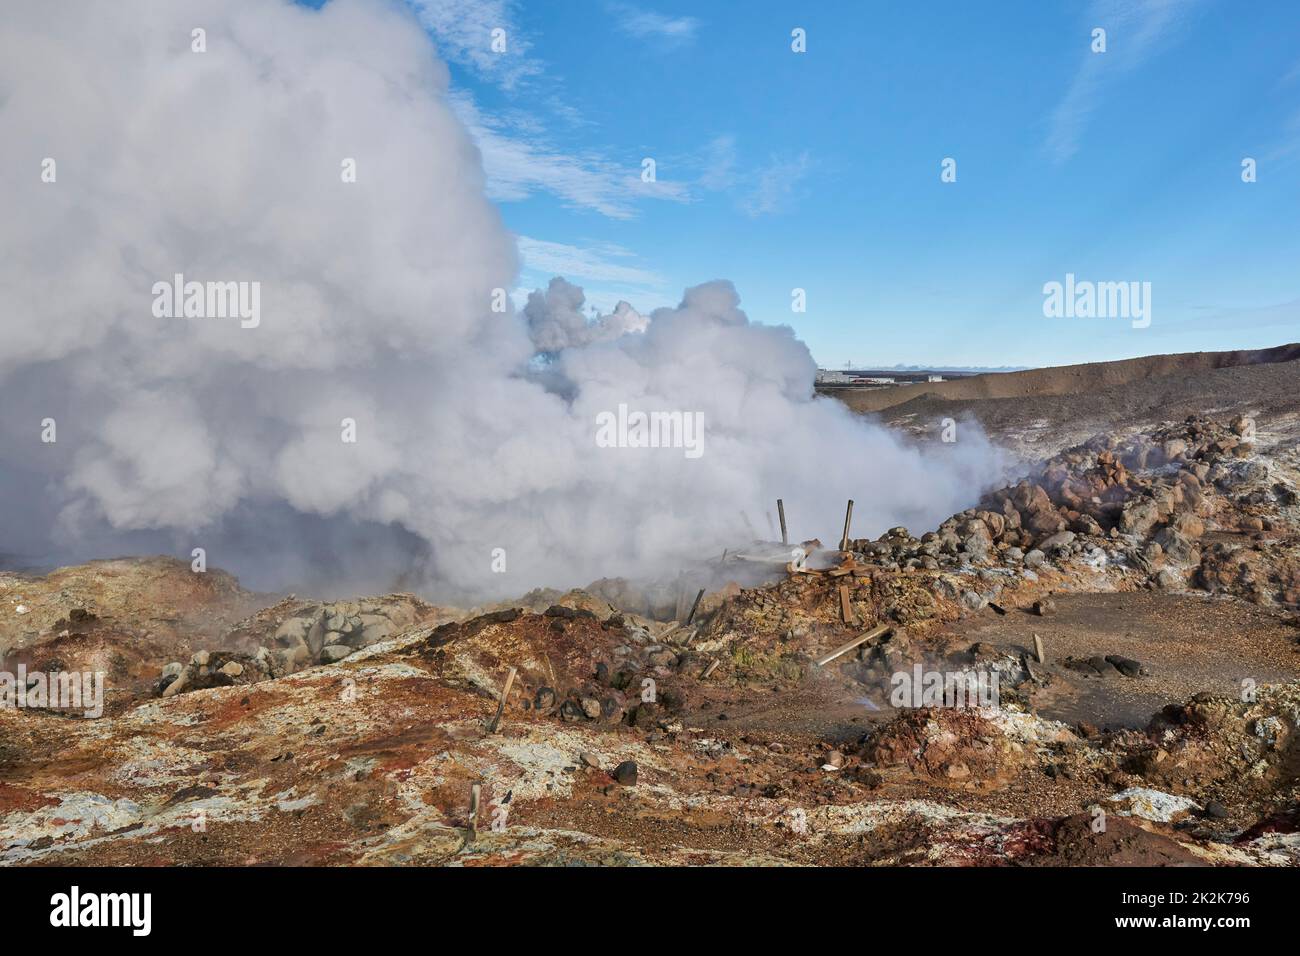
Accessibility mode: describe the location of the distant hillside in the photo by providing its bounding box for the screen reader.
[823,344,1300,415]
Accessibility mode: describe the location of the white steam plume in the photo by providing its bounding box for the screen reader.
[0,0,1006,600]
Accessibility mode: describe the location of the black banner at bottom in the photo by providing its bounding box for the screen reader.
[0,864,1285,942]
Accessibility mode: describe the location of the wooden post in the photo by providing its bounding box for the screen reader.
[839,499,855,551]
[839,585,857,625]
[685,588,705,625]
[777,499,788,545]
[1033,633,1046,665]
[815,624,892,667]
[468,783,482,842]
[487,666,517,734]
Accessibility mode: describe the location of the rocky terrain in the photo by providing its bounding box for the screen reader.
[3,410,1299,866]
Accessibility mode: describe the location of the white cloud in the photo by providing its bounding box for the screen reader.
[517,236,665,287]
[408,2,694,219]
[1045,0,1199,163]
[406,0,541,89]
[740,153,812,217]
[450,91,690,218]
[698,135,737,190]
[608,3,700,45]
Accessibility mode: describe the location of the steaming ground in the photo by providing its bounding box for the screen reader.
[0,0,1007,601]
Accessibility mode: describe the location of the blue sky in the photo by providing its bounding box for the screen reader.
[321,0,1299,368]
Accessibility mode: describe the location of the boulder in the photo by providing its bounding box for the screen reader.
[1036,530,1076,554]
[1120,499,1161,537]
[959,520,994,563]
[1154,526,1201,566]
[320,644,353,664]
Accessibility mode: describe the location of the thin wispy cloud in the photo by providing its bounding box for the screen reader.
[406,0,541,90]
[607,2,700,46]
[1045,0,1199,163]
[408,1,701,219]
[516,236,666,287]
[450,92,690,219]
[514,236,673,317]
[409,2,684,218]
[740,152,812,217]
[698,135,738,190]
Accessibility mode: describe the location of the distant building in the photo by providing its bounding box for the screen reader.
[816,369,959,388]
[815,369,854,384]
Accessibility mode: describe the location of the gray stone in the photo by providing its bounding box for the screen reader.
[1105,654,1143,678]
[1036,530,1076,553]
[1120,499,1161,537]
[320,644,354,664]
[274,618,310,648]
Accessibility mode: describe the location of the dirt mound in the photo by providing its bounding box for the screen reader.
[0,557,256,651]
[0,559,461,710]
[0,558,267,710]
[1029,812,1208,866]
[866,708,1033,789]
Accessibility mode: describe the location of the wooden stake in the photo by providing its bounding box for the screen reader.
[487,666,517,734]
[468,783,482,842]
[1033,633,1046,665]
[700,659,720,680]
[838,584,857,625]
[777,499,788,545]
[839,499,855,551]
[815,624,892,667]
[685,588,705,625]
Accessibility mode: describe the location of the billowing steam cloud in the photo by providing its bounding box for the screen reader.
[0,0,1006,601]
[524,278,648,354]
